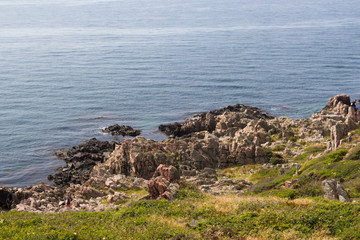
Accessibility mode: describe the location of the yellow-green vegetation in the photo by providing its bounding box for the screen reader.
[293,144,327,163]
[244,147,360,200]
[1,186,360,240]
[216,126,359,203]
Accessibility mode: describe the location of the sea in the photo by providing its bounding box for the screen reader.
[0,0,359,187]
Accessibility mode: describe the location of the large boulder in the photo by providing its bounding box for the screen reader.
[321,95,351,116]
[322,179,350,202]
[148,177,171,200]
[147,165,180,200]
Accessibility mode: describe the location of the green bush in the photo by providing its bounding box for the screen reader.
[304,144,326,154]
[265,148,285,165]
[268,188,299,200]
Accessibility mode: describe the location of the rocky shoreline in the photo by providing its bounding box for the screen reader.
[1,94,359,213]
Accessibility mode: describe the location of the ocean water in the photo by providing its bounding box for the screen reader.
[0,0,360,187]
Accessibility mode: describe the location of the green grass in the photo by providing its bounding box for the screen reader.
[345,144,360,160]
[271,145,285,152]
[304,144,327,154]
[293,144,327,163]
[298,149,359,181]
[1,189,360,239]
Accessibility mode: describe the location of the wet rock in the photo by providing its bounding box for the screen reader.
[0,188,14,210]
[49,138,116,186]
[322,179,350,202]
[102,124,141,137]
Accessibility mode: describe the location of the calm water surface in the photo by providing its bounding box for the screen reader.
[0,0,360,187]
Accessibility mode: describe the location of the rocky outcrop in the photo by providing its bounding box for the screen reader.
[90,133,270,181]
[102,124,141,137]
[321,94,351,116]
[322,179,350,202]
[91,138,179,180]
[312,94,359,123]
[48,138,116,186]
[148,177,179,200]
[2,174,147,213]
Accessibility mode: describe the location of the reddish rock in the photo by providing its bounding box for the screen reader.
[152,164,180,183]
[148,176,170,200]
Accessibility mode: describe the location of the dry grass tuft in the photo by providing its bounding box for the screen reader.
[149,215,187,228]
[201,194,243,213]
[287,198,314,207]
[195,194,308,213]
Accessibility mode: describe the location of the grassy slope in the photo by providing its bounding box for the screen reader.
[1,127,360,239]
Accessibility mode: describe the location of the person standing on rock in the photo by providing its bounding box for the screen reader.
[350,100,359,122]
[356,100,360,122]
[352,100,358,111]
[65,196,71,208]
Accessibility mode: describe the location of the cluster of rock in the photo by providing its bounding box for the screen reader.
[90,105,275,184]
[0,173,148,213]
[0,183,65,212]
[102,124,141,137]
[1,94,358,213]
